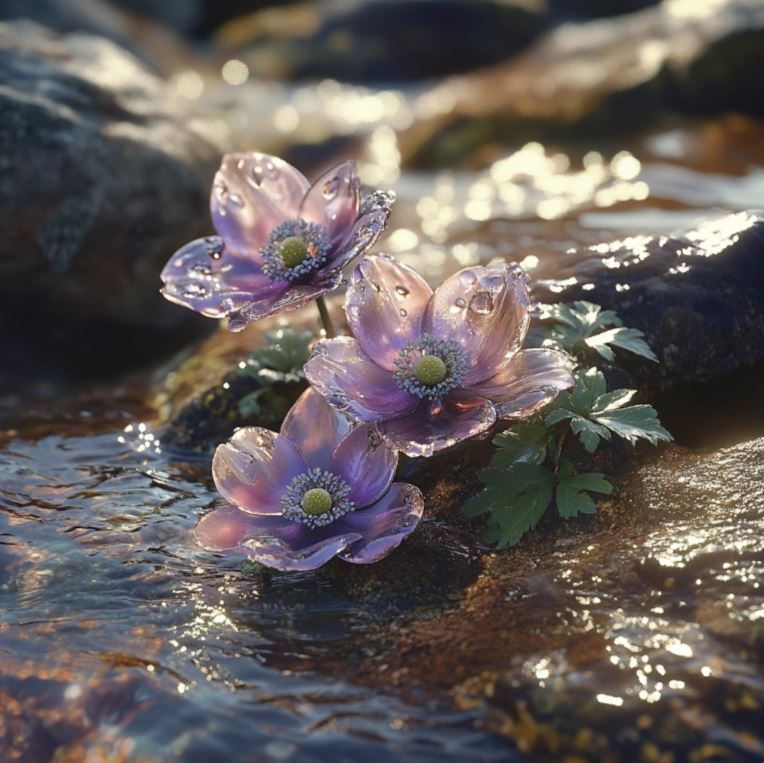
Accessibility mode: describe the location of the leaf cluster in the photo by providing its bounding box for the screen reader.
[531,300,657,363]
[237,328,313,417]
[464,301,672,549]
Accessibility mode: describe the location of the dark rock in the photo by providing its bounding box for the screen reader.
[547,0,659,19]
[219,0,548,83]
[0,22,226,390]
[403,0,764,166]
[0,0,192,71]
[534,211,764,396]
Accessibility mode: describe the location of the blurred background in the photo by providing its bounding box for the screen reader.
[2,4,764,762]
[1,0,762,405]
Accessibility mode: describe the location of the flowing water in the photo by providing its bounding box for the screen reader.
[3,52,764,763]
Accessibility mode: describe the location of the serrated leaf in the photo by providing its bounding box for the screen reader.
[586,327,658,363]
[491,419,549,467]
[463,464,554,548]
[547,368,670,451]
[242,328,313,379]
[569,416,611,453]
[593,405,673,446]
[556,469,613,518]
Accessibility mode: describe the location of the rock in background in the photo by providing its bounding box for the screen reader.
[0,21,228,392]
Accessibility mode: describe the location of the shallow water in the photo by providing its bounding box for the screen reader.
[3,66,764,761]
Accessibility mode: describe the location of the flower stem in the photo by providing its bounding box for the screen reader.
[554,424,569,472]
[316,296,336,338]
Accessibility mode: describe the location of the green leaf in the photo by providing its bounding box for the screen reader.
[586,327,658,363]
[593,405,673,446]
[546,368,671,451]
[463,464,554,548]
[536,300,658,363]
[238,389,268,418]
[240,328,313,382]
[491,419,549,467]
[556,465,613,518]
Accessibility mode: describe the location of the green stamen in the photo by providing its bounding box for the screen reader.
[302,487,333,516]
[279,236,309,268]
[414,354,447,386]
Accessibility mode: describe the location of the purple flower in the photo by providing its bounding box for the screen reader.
[195,388,423,571]
[161,153,394,331]
[305,255,575,458]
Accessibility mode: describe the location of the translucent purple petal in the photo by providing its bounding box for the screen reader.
[345,255,433,371]
[211,427,307,515]
[305,337,418,421]
[300,160,359,248]
[336,482,424,564]
[317,190,396,277]
[377,398,497,458]
[160,236,286,322]
[424,263,531,385]
[211,152,309,253]
[280,387,352,471]
[224,273,343,332]
[330,425,398,507]
[195,506,364,572]
[463,348,575,419]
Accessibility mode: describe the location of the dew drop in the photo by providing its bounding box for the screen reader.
[184,283,208,298]
[395,285,410,297]
[227,192,244,209]
[460,270,477,287]
[399,308,407,317]
[480,274,505,293]
[449,297,467,314]
[370,280,382,293]
[192,264,212,276]
[322,178,338,200]
[468,291,494,315]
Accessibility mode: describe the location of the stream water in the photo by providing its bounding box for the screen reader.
[2,47,764,763]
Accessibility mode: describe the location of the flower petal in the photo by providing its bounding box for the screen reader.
[305,336,418,421]
[345,255,432,371]
[280,387,352,471]
[196,506,364,571]
[160,236,285,323]
[300,160,360,248]
[225,273,343,332]
[464,348,575,419]
[331,425,398,507]
[212,427,307,515]
[211,152,309,253]
[378,398,497,458]
[336,482,424,564]
[318,190,396,276]
[424,263,531,385]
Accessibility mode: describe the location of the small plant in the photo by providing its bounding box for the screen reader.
[464,303,671,548]
[237,327,313,418]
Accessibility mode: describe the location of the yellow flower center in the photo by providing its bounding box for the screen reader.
[302,487,333,516]
[414,354,447,386]
[279,236,308,268]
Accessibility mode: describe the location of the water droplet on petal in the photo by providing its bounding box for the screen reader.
[184,283,208,298]
[449,297,467,314]
[322,177,338,200]
[460,270,477,287]
[468,291,494,315]
[192,264,212,276]
[370,280,382,293]
[479,274,506,293]
[395,285,410,297]
[399,308,407,317]
[227,192,244,209]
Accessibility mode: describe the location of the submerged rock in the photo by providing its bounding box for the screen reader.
[0,22,226,389]
[216,0,548,83]
[534,211,764,396]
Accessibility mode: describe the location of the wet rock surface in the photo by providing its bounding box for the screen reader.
[0,22,225,389]
[534,211,764,396]
[331,438,764,761]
